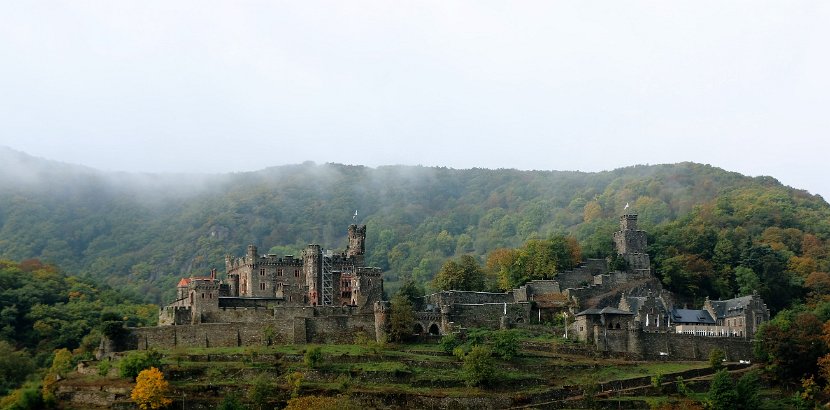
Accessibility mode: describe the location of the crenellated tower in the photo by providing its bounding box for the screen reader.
[613,213,651,273]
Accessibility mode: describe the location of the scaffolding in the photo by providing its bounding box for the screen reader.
[321,250,333,306]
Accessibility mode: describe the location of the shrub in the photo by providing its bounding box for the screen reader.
[439,333,463,354]
[491,329,520,360]
[651,373,665,390]
[217,393,245,410]
[736,370,761,409]
[462,345,496,387]
[709,348,726,370]
[97,359,112,377]
[304,346,323,368]
[285,371,304,399]
[248,375,273,409]
[119,349,163,380]
[708,369,737,410]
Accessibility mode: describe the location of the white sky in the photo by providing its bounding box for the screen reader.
[1,2,828,199]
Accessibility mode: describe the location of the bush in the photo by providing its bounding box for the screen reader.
[439,333,463,354]
[248,375,273,409]
[97,359,112,376]
[285,371,304,399]
[119,349,163,380]
[491,330,520,360]
[217,393,245,410]
[462,345,496,387]
[709,348,726,370]
[708,369,737,410]
[304,346,323,368]
[736,370,761,409]
[651,373,665,390]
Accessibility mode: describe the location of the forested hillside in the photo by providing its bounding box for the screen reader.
[1,147,828,309]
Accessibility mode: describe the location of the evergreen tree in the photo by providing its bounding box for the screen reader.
[708,369,737,410]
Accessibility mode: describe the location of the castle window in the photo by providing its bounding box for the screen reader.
[201,293,205,299]
[278,269,283,276]
[295,269,300,277]
[260,283,266,290]
[260,268,265,276]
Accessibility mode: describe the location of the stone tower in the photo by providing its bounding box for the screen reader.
[303,244,322,305]
[612,213,651,273]
[346,224,366,263]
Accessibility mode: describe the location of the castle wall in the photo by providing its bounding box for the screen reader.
[555,264,603,290]
[637,332,755,361]
[447,302,532,330]
[423,290,514,308]
[125,309,377,351]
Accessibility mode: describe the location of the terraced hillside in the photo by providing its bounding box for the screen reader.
[53,327,787,409]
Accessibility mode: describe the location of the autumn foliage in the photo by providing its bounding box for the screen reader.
[131,367,172,410]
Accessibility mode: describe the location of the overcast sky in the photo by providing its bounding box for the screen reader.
[1,2,828,199]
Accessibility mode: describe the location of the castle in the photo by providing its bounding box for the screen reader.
[111,214,768,362]
[407,213,769,360]
[158,224,383,327]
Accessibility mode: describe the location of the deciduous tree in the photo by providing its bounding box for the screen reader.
[130,367,172,410]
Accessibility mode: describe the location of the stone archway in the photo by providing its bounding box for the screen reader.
[428,323,440,335]
[414,323,424,335]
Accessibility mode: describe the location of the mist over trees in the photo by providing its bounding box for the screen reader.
[1,147,829,309]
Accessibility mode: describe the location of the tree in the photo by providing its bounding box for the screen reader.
[461,345,496,387]
[0,341,34,396]
[734,266,760,296]
[131,367,172,410]
[756,311,826,382]
[735,370,761,410]
[708,369,737,410]
[388,294,415,343]
[120,349,163,380]
[248,374,273,410]
[216,393,245,410]
[491,330,520,360]
[396,279,424,310]
[432,255,486,292]
[709,348,726,370]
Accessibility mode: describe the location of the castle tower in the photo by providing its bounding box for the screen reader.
[303,244,322,305]
[612,213,651,273]
[373,301,390,343]
[346,224,366,264]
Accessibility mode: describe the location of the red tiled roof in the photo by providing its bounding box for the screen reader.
[177,276,214,287]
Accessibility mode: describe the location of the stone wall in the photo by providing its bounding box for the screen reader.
[118,309,376,352]
[637,331,755,361]
[423,290,514,308]
[554,259,609,290]
[447,302,532,330]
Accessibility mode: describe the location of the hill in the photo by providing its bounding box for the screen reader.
[1,147,828,308]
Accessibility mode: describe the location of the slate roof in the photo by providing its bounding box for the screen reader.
[671,308,716,324]
[707,295,755,318]
[576,307,634,316]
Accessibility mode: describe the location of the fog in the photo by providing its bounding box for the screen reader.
[1,2,828,199]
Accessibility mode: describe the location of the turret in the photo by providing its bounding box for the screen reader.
[303,244,322,305]
[347,224,366,261]
[612,213,650,272]
[246,245,258,263]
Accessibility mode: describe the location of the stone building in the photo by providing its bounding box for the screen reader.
[158,224,383,326]
[412,212,770,361]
